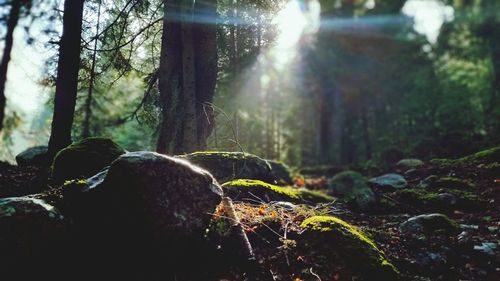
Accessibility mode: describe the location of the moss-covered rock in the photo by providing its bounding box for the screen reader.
[430,146,500,167]
[222,179,334,204]
[179,151,274,184]
[430,176,475,189]
[300,216,399,281]
[268,160,293,185]
[396,158,424,170]
[392,188,483,212]
[51,137,125,183]
[399,213,459,235]
[327,171,375,211]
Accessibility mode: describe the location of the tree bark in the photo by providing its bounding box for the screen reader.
[193,0,217,148]
[82,0,102,139]
[157,0,183,154]
[181,2,197,152]
[47,0,85,160]
[157,0,217,154]
[0,0,22,133]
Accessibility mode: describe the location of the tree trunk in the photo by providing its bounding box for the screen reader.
[157,0,218,154]
[0,0,21,133]
[82,0,102,139]
[157,0,183,154]
[181,3,197,152]
[193,0,217,148]
[47,0,85,160]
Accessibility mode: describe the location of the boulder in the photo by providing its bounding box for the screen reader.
[15,146,48,166]
[369,173,407,191]
[51,137,126,183]
[37,151,225,280]
[0,197,70,278]
[400,213,459,235]
[327,171,375,210]
[300,216,399,281]
[222,179,334,204]
[268,160,293,185]
[396,158,424,170]
[179,151,274,184]
[95,151,223,241]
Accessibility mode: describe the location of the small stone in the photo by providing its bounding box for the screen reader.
[369,173,407,191]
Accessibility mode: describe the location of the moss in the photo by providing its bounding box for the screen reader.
[401,213,459,235]
[396,159,424,169]
[419,213,459,232]
[431,146,500,167]
[222,179,334,204]
[300,216,399,280]
[432,177,474,189]
[395,189,442,206]
[393,188,483,212]
[52,137,125,183]
[181,151,274,183]
[327,171,375,210]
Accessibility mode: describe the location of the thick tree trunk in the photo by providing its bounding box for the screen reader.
[0,0,21,133]
[157,0,217,154]
[193,0,217,148]
[157,0,183,154]
[47,0,85,160]
[181,3,197,152]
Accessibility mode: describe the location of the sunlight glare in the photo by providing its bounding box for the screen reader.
[275,2,307,49]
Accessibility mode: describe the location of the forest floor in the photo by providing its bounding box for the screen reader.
[0,156,498,281]
[222,162,500,281]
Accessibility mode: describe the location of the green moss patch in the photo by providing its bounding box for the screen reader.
[400,213,459,235]
[431,146,500,167]
[222,179,334,204]
[300,216,399,280]
[392,188,483,212]
[431,177,475,189]
[327,171,376,210]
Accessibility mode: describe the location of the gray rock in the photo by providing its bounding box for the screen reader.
[438,192,457,207]
[400,213,459,235]
[0,197,69,277]
[15,146,48,166]
[396,159,424,170]
[418,175,439,188]
[369,173,407,191]
[271,201,298,210]
[473,242,497,256]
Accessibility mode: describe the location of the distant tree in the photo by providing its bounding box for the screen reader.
[0,0,31,133]
[46,0,85,160]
